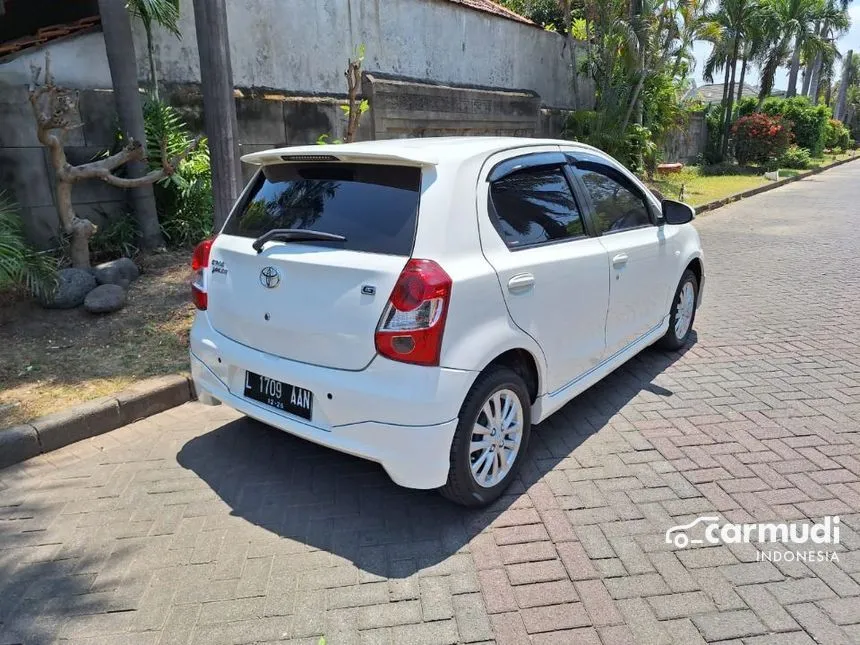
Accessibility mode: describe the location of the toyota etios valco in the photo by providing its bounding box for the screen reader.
[189,137,704,507]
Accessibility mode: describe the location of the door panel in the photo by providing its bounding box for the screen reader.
[570,154,675,354]
[598,228,673,353]
[478,150,610,394]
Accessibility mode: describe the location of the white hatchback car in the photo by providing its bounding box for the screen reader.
[190,137,703,506]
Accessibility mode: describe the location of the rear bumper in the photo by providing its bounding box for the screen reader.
[190,314,472,489]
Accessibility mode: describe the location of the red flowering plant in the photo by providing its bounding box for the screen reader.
[732,113,792,165]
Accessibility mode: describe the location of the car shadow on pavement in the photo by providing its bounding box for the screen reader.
[177,337,696,579]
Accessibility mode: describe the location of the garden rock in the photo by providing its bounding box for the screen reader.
[84,284,127,314]
[42,268,97,309]
[95,258,139,284]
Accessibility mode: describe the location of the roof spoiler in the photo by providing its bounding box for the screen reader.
[241,148,439,167]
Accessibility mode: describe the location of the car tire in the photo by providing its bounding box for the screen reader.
[439,367,531,507]
[658,269,699,351]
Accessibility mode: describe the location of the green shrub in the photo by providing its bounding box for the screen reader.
[143,97,214,248]
[89,211,140,262]
[563,111,658,173]
[703,105,725,164]
[732,113,792,165]
[0,192,58,300]
[761,97,830,157]
[777,145,811,169]
[824,118,852,150]
[735,97,758,118]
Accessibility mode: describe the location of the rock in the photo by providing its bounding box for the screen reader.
[94,258,139,284]
[92,264,122,286]
[42,268,97,309]
[84,284,127,314]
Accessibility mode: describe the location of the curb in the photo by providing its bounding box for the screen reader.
[0,374,195,469]
[695,154,859,214]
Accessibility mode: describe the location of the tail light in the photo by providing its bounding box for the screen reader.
[191,237,215,310]
[375,259,452,366]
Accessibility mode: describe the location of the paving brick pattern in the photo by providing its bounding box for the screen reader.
[1,164,859,644]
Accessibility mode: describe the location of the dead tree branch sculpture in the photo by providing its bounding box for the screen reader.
[28,52,200,268]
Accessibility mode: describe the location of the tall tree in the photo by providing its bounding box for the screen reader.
[97,0,165,250]
[191,0,241,230]
[833,49,856,119]
[758,0,822,101]
[701,0,761,157]
[126,0,181,100]
[805,0,851,100]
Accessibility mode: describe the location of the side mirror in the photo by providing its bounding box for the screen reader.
[662,199,695,225]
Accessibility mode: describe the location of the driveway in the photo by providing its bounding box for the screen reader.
[1,163,859,645]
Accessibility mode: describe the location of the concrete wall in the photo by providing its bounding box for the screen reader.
[0,31,113,89]
[0,0,593,247]
[662,112,708,164]
[0,86,126,248]
[150,0,587,109]
[0,0,590,109]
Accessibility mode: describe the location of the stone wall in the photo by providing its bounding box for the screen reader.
[363,74,542,139]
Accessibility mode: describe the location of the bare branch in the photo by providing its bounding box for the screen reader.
[68,136,202,188]
[74,139,146,176]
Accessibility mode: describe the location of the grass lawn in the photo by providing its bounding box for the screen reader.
[0,251,194,429]
[649,151,857,207]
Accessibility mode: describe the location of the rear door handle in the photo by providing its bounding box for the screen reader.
[612,254,629,268]
[507,273,535,293]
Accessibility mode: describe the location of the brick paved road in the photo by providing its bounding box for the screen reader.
[2,163,860,645]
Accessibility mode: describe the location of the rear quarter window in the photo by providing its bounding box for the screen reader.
[224,163,421,255]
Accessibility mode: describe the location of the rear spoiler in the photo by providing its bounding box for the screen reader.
[241,148,439,168]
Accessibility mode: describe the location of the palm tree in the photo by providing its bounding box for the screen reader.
[805,0,851,101]
[126,0,181,99]
[701,0,761,157]
[756,0,829,99]
[98,0,165,250]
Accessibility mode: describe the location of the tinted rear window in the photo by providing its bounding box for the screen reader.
[224,163,421,255]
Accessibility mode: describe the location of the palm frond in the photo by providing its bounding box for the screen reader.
[126,0,181,37]
[0,192,58,300]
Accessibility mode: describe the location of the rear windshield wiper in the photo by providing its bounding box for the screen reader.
[252,229,347,253]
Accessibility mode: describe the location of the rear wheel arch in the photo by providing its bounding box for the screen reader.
[482,348,540,404]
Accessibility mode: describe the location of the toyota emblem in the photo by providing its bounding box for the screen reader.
[260,266,281,289]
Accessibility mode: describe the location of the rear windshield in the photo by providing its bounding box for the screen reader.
[224,163,421,255]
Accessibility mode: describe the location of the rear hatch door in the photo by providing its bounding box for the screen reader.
[206,161,422,370]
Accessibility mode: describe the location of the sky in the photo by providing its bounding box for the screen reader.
[690,4,860,90]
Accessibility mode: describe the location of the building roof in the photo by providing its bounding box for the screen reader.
[0,16,99,58]
[443,0,534,26]
[686,83,759,104]
[242,136,591,167]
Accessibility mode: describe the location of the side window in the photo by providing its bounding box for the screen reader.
[488,166,585,249]
[573,161,653,235]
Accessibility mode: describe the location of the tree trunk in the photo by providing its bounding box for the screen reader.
[721,38,741,159]
[97,0,165,251]
[808,52,823,103]
[834,49,853,121]
[192,0,242,231]
[717,56,732,157]
[736,56,748,106]
[786,44,802,98]
[801,66,812,96]
[146,26,159,100]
